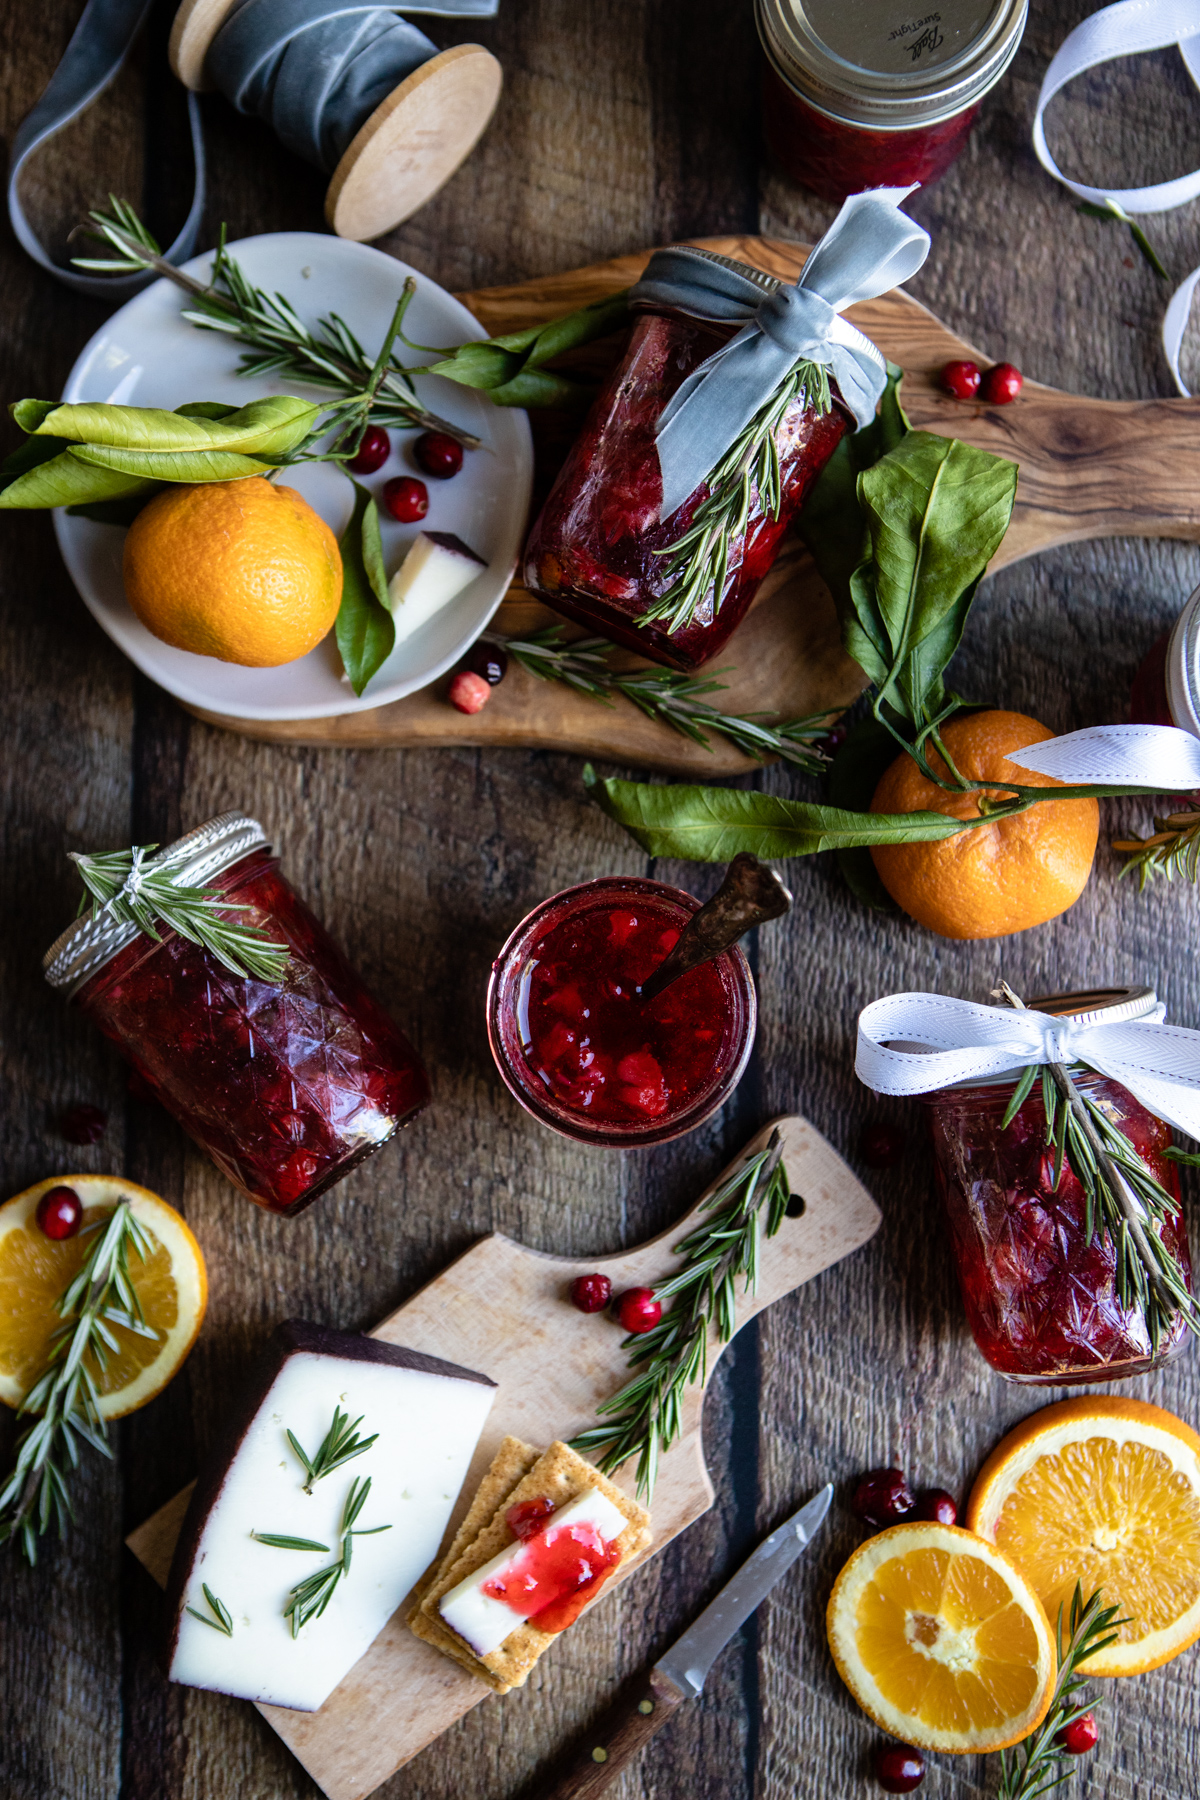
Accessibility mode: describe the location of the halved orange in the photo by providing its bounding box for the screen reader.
[826,1522,1055,1753]
[0,1174,207,1419]
[967,1397,1200,1677]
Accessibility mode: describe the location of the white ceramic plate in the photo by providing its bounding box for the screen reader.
[54,232,534,720]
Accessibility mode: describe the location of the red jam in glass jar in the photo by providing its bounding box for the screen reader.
[43,815,431,1216]
[522,268,851,671]
[756,0,1026,203]
[923,989,1192,1384]
[487,877,756,1146]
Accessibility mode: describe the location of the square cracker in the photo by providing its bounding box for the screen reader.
[413,1439,651,1692]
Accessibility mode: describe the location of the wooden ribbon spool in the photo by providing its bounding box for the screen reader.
[169,0,502,241]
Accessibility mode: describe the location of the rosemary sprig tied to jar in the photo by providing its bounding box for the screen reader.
[71,842,289,984]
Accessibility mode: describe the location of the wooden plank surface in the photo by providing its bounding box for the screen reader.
[1,6,1199,1800]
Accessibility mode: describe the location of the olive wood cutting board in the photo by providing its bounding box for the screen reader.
[188,234,1200,772]
[126,1114,880,1800]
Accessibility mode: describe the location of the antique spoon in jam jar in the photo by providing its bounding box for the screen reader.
[638,853,792,1004]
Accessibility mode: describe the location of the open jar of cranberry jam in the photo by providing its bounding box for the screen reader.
[43,814,431,1216]
[923,989,1193,1384]
[756,0,1026,203]
[522,251,852,671]
[486,877,756,1147]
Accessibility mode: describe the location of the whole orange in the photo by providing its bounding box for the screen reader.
[123,477,342,667]
[869,710,1099,939]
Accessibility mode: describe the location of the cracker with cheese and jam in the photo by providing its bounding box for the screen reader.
[411,1437,651,1691]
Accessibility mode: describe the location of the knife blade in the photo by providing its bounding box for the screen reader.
[535,1483,833,1800]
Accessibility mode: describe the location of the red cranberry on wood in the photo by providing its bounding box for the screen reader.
[980,361,1023,405]
[852,1468,915,1526]
[876,1745,925,1792]
[616,1287,662,1334]
[448,671,492,715]
[36,1185,84,1240]
[1057,1712,1098,1755]
[382,476,429,523]
[941,359,981,400]
[911,1488,958,1526]
[860,1123,908,1169]
[347,425,390,474]
[414,431,464,479]
[61,1103,107,1145]
[570,1273,612,1313]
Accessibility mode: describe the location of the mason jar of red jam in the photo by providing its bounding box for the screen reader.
[43,814,431,1216]
[756,0,1027,203]
[486,877,756,1147]
[922,988,1192,1384]
[1131,582,1200,736]
[522,252,851,671]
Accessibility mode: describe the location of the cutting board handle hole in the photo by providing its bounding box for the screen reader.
[786,1193,807,1218]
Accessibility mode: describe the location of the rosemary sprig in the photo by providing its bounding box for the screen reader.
[253,1533,331,1552]
[186,1584,235,1636]
[997,983,1200,1349]
[499,628,832,770]
[0,1201,160,1563]
[282,1476,391,1637]
[1114,808,1200,887]
[285,1406,378,1495]
[70,843,289,984]
[644,360,831,635]
[571,1131,790,1499]
[997,1584,1124,1800]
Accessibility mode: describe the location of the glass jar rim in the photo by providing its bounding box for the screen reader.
[755,0,1027,129]
[486,875,756,1148]
[43,812,270,997]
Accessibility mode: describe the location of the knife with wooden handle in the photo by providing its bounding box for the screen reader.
[535,1484,833,1800]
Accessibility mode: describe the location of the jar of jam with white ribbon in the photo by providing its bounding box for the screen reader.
[922,988,1193,1385]
[756,0,1027,203]
[43,813,431,1216]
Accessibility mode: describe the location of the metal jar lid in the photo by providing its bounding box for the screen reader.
[933,986,1161,1092]
[43,812,269,997]
[630,245,780,314]
[756,0,1028,130]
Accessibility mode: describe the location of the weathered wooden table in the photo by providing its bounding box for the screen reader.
[3,3,1200,1797]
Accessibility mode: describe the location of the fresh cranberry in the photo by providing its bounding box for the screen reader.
[1057,1712,1098,1755]
[911,1487,958,1526]
[36,1185,84,1240]
[507,1496,555,1540]
[941,359,981,400]
[852,1468,915,1526]
[414,431,464,479]
[61,1103,107,1145]
[382,476,429,523]
[980,361,1023,404]
[465,641,508,686]
[616,1287,662,1334]
[860,1124,908,1169]
[876,1745,925,1792]
[347,425,390,474]
[570,1273,613,1313]
[448,670,491,715]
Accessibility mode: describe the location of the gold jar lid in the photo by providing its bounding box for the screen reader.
[756,0,1027,129]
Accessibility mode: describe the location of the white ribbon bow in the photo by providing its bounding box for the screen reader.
[1033,0,1200,394]
[856,991,1200,1140]
[1007,720,1200,788]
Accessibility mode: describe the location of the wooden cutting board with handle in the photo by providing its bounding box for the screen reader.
[126,1114,880,1800]
[187,234,1200,773]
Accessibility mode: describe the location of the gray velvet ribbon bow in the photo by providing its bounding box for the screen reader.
[631,188,931,519]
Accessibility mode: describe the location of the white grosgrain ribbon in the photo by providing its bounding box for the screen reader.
[1032,0,1200,393]
[856,991,1200,1140]
[641,187,930,519]
[1006,721,1200,788]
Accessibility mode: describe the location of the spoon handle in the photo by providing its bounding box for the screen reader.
[639,853,791,1003]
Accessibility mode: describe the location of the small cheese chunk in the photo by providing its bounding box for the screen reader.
[439,1487,628,1657]
[166,1322,495,1712]
[386,531,487,643]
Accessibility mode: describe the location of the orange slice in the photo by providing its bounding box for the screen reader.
[0,1174,207,1420]
[966,1397,1200,1677]
[826,1522,1055,1753]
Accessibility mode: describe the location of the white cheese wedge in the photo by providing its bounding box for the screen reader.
[386,531,487,643]
[439,1487,628,1657]
[167,1322,495,1711]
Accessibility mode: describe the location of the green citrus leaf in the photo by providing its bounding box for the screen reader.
[16,394,321,457]
[71,444,273,482]
[0,449,154,510]
[336,480,394,697]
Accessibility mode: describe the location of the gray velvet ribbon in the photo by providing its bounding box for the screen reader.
[208,0,499,171]
[631,188,931,519]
